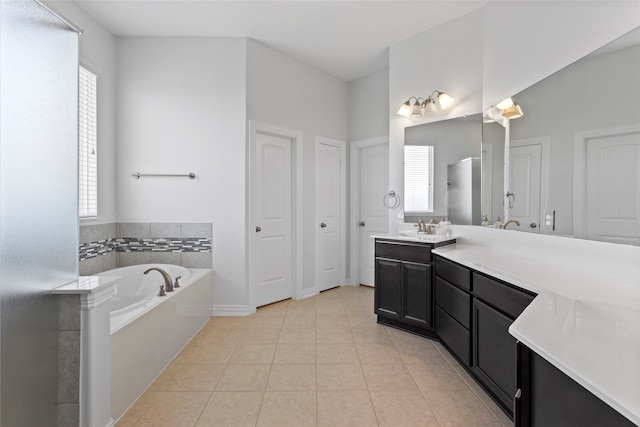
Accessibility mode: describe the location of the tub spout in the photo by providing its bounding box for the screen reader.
[144,267,174,292]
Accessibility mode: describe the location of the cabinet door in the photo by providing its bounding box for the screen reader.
[374,258,401,319]
[472,298,517,417]
[401,261,432,328]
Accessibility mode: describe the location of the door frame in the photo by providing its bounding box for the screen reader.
[349,136,389,287]
[573,124,640,239]
[315,136,347,293]
[510,136,550,232]
[248,121,303,311]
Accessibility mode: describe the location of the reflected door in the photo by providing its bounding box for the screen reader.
[359,144,389,286]
[508,144,541,232]
[585,132,640,245]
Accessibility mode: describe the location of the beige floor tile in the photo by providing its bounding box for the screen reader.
[351,327,393,344]
[164,364,226,391]
[395,341,449,365]
[124,391,210,427]
[169,347,195,365]
[188,344,236,364]
[278,327,316,344]
[347,313,381,328]
[406,363,470,392]
[422,389,503,426]
[317,343,360,364]
[238,328,281,344]
[316,364,367,390]
[283,314,316,328]
[315,327,354,344]
[257,391,317,427]
[317,390,377,427]
[315,314,350,329]
[356,343,403,364]
[256,299,289,314]
[315,304,346,316]
[193,328,243,346]
[362,364,419,391]
[249,314,285,329]
[229,344,276,364]
[215,364,271,391]
[146,363,182,392]
[370,390,439,427]
[273,343,316,364]
[195,391,263,427]
[208,316,253,329]
[266,364,316,390]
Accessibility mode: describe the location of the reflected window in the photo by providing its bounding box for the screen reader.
[404,145,434,212]
[79,65,97,218]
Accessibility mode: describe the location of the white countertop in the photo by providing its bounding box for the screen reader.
[373,232,457,245]
[430,242,640,425]
[52,275,122,294]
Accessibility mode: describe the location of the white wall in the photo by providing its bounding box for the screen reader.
[246,39,349,295]
[348,68,389,142]
[389,9,484,232]
[45,1,118,224]
[482,1,640,109]
[116,37,248,306]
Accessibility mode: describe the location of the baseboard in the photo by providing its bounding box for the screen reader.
[211,304,253,316]
[298,287,318,300]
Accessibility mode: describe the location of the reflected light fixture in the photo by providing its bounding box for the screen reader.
[502,102,524,119]
[496,97,514,110]
[397,90,455,118]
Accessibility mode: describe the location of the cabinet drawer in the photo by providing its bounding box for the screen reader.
[473,272,535,319]
[435,276,471,329]
[435,256,471,291]
[375,241,431,263]
[435,306,471,367]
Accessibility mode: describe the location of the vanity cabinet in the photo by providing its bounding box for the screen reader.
[375,239,453,338]
[515,343,635,427]
[471,272,536,417]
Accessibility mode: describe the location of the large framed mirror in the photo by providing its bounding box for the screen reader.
[482,26,640,244]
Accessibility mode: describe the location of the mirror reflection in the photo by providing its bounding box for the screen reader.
[404,114,482,225]
[483,27,640,244]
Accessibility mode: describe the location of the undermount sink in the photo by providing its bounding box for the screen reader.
[398,231,451,241]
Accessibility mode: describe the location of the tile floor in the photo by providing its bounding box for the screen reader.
[115,285,512,427]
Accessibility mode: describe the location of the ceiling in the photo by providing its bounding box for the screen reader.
[73,0,488,82]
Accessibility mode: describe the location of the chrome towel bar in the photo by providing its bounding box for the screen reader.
[132,172,196,180]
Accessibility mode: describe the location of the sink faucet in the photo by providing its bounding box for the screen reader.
[144,267,174,292]
[503,219,520,229]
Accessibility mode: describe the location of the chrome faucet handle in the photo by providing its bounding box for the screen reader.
[174,276,181,288]
[158,285,166,297]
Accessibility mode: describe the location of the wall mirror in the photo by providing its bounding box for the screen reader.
[404,114,482,224]
[483,26,640,245]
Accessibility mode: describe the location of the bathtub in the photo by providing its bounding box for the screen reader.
[97,264,213,422]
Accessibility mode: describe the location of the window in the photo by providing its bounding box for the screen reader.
[79,66,97,218]
[404,145,434,212]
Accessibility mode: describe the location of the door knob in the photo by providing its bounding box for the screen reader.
[320,223,327,228]
[530,223,537,229]
[359,221,365,227]
[255,226,262,232]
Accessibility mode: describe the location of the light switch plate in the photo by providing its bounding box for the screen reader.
[544,210,555,231]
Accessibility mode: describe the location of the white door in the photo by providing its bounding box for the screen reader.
[359,144,389,286]
[252,132,293,307]
[508,144,541,233]
[317,141,343,292]
[585,133,640,245]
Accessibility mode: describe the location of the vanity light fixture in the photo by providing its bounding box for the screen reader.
[397,90,455,118]
[495,97,514,110]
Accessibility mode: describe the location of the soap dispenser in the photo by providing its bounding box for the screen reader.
[495,215,503,229]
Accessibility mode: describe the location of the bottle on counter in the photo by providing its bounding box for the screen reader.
[495,215,502,229]
[439,216,452,237]
[481,215,490,226]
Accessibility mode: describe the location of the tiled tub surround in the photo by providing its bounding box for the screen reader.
[390,224,640,425]
[79,222,212,275]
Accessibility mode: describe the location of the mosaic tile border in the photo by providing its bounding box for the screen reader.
[79,239,117,261]
[79,237,211,261]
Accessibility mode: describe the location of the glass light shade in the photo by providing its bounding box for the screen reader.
[496,98,514,110]
[410,101,423,117]
[397,101,411,117]
[423,98,438,113]
[502,102,524,119]
[437,92,455,109]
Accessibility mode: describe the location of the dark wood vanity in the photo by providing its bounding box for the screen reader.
[374,237,635,426]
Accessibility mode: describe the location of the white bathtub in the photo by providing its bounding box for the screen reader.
[97,264,213,422]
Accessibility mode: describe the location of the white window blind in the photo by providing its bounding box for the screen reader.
[79,66,97,218]
[404,145,434,212]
